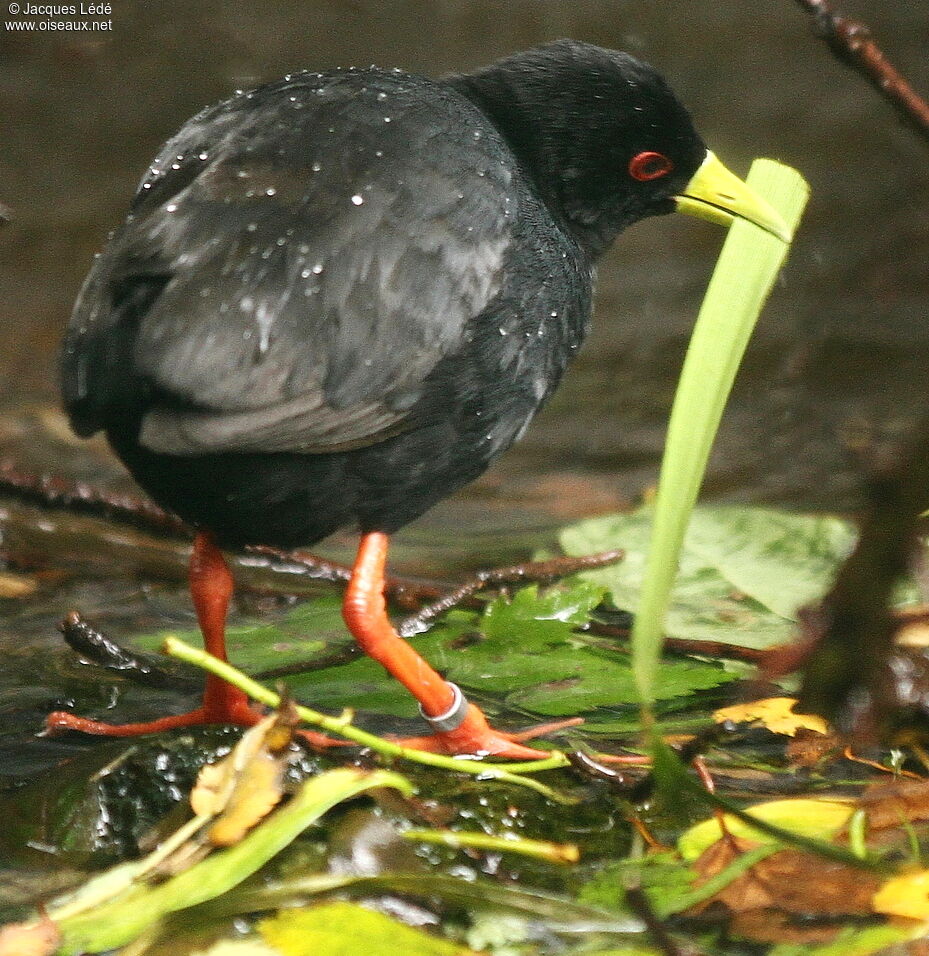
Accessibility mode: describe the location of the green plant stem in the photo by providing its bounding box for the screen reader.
[402,828,580,863]
[161,636,573,802]
[630,160,810,717]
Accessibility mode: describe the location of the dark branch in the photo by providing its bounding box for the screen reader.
[793,0,929,142]
[396,549,624,636]
[0,460,190,538]
[766,415,929,743]
[58,611,200,690]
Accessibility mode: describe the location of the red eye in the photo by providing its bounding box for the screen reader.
[628,151,674,182]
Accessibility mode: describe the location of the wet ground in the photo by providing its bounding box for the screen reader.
[0,2,927,784]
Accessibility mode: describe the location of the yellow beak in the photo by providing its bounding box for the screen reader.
[674,150,791,242]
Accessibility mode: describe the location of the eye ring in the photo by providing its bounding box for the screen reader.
[628,151,674,182]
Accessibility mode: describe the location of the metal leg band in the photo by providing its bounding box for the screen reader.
[419,682,469,733]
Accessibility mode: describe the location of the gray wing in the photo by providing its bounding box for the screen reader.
[63,70,514,455]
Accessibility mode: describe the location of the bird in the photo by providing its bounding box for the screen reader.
[53,39,788,758]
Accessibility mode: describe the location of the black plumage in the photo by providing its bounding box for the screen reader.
[62,40,708,549]
[54,39,789,753]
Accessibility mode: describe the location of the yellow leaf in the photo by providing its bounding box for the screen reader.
[191,713,282,817]
[678,797,854,861]
[873,869,929,921]
[0,571,37,598]
[192,941,281,956]
[259,902,475,956]
[190,704,299,846]
[713,697,829,736]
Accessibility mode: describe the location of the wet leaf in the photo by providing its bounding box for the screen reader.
[132,579,734,725]
[714,697,829,736]
[258,902,472,956]
[191,705,299,848]
[678,798,854,861]
[578,851,697,919]
[54,768,413,955]
[561,506,856,648]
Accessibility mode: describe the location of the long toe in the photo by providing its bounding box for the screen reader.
[394,703,566,758]
[43,702,266,737]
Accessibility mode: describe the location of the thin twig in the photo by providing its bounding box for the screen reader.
[162,635,574,801]
[584,619,771,665]
[2,463,622,622]
[58,611,200,690]
[0,460,189,537]
[397,549,625,636]
[793,0,929,141]
[58,609,361,686]
[624,886,697,956]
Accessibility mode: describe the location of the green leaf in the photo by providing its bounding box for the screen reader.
[134,595,353,676]
[561,505,851,649]
[55,768,413,955]
[132,577,734,725]
[768,922,921,956]
[291,582,732,720]
[626,160,809,707]
[229,872,633,934]
[578,851,697,920]
[258,902,469,956]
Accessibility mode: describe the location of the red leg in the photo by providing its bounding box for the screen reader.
[342,532,568,758]
[45,532,263,736]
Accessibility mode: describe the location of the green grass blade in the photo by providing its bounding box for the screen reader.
[54,768,413,955]
[631,159,810,712]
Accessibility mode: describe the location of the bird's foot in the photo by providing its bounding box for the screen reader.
[44,695,577,757]
[44,707,346,752]
[44,688,266,738]
[393,703,581,758]
[44,684,342,749]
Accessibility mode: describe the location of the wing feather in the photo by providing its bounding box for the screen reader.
[63,70,514,454]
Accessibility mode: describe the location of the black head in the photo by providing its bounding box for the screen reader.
[448,39,708,257]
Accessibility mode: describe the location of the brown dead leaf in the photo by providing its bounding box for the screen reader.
[785,728,840,768]
[191,699,299,847]
[688,835,881,943]
[857,777,929,831]
[0,913,60,956]
[727,909,862,945]
[742,849,879,915]
[688,835,776,912]
[205,749,286,847]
